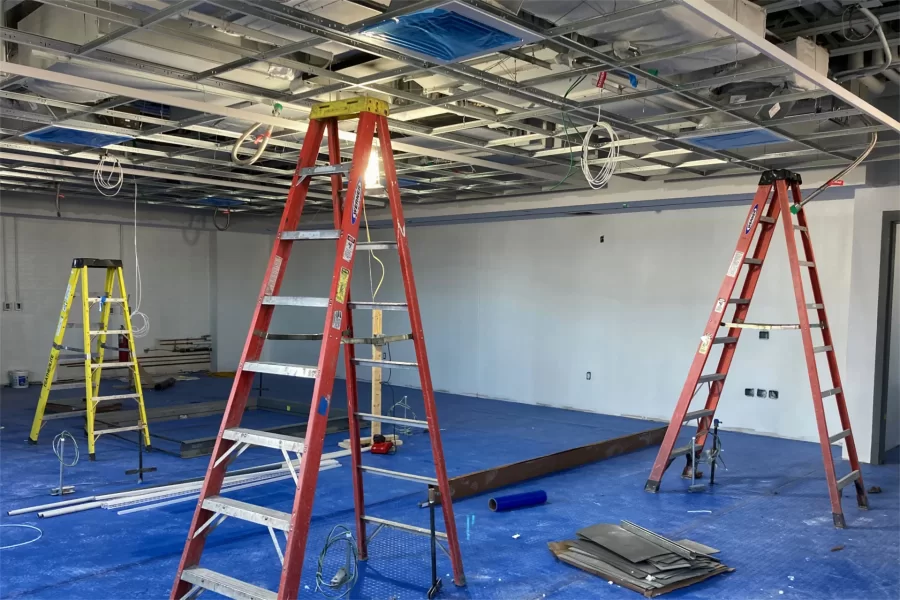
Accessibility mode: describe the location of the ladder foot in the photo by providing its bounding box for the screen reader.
[644,479,660,493]
[832,513,846,529]
[27,438,37,445]
[857,498,869,510]
[89,453,96,462]
[454,575,466,587]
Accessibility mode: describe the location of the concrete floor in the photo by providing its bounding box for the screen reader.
[1,375,897,599]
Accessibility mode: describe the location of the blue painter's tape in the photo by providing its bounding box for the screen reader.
[317,396,329,416]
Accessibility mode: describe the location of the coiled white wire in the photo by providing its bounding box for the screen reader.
[52,431,79,467]
[130,180,150,338]
[0,524,43,550]
[93,155,124,197]
[581,120,619,190]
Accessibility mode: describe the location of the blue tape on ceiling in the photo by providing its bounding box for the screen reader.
[687,128,787,151]
[23,126,133,148]
[196,197,245,207]
[360,8,521,62]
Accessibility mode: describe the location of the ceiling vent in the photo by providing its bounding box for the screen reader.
[684,128,788,151]
[23,126,134,148]
[357,1,539,63]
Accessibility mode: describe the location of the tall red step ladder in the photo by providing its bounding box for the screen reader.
[644,169,868,529]
[171,96,465,600]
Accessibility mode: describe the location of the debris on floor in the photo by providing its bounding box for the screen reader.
[549,520,733,597]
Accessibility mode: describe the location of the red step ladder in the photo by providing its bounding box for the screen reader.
[644,170,868,529]
[171,97,465,599]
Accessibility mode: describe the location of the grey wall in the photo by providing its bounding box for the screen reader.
[887,222,900,451]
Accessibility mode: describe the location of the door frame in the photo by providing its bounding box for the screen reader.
[871,210,900,464]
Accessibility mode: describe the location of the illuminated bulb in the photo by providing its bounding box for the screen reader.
[365,148,381,189]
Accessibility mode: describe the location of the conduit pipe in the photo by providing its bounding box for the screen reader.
[837,6,893,83]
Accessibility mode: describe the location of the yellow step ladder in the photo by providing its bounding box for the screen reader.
[29,258,151,460]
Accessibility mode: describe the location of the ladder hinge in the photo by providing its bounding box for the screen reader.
[758,169,802,185]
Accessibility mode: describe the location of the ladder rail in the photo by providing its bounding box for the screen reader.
[90,267,116,401]
[685,190,782,474]
[378,115,466,586]
[116,266,152,450]
[170,118,327,600]
[277,112,379,600]
[646,182,775,490]
[327,117,369,562]
[789,182,868,515]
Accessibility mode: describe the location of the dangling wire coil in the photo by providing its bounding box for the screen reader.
[581,119,619,190]
[93,154,124,197]
[53,431,79,467]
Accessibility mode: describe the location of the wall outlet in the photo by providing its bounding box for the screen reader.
[759,331,769,340]
[745,388,754,397]
[768,390,779,399]
[756,388,767,398]
[586,371,591,380]
[2,302,10,311]
[14,302,22,311]
[599,235,605,243]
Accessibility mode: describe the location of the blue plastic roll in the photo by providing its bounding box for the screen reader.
[488,490,547,512]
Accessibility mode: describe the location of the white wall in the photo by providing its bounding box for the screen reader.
[886,223,900,451]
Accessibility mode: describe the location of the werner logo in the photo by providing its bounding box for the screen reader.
[745,203,759,234]
[350,181,362,225]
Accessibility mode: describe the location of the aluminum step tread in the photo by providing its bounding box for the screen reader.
[201,495,291,531]
[181,566,276,600]
[359,465,438,485]
[242,361,318,379]
[222,427,304,453]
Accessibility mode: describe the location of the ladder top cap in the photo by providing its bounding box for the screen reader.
[310,96,389,121]
[72,258,123,268]
[759,169,802,185]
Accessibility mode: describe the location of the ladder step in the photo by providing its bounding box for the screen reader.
[266,332,415,345]
[836,470,861,491]
[821,387,842,398]
[683,409,715,422]
[91,361,135,369]
[181,566,276,600]
[357,412,429,429]
[670,444,692,458]
[759,216,776,224]
[43,409,88,421]
[799,261,815,267]
[201,496,291,531]
[359,465,438,485]
[713,336,738,344]
[722,322,801,330]
[794,225,808,232]
[95,424,144,436]
[299,163,352,177]
[744,257,763,265]
[87,297,126,303]
[267,333,323,341]
[363,515,447,540]
[729,298,750,305]
[281,229,340,240]
[222,427,305,454]
[262,296,408,310]
[92,393,141,402]
[88,330,131,335]
[358,241,398,251]
[242,361,318,379]
[697,373,726,383]
[352,358,418,370]
[807,303,824,309]
[50,382,88,390]
[813,345,833,354]
[829,429,852,444]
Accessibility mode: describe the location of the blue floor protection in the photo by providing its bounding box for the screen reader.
[1,375,897,599]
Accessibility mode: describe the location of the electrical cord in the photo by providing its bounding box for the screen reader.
[0,524,43,550]
[53,431,79,467]
[231,103,283,166]
[315,525,358,598]
[93,154,124,197]
[793,129,877,213]
[549,75,586,191]
[841,4,875,41]
[581,118,619,189]
[130,180,150,338]
[361,175,385,300]
[213,207,231,231]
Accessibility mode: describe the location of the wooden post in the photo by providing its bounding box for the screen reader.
[371,309,382,437]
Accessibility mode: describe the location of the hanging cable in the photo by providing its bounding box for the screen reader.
[361,174,385,301]
[93,154,124,197]
[231,103,283,166]
[130,179,150,338]
[315,525,358,599]
[581,114,619,189]
[213,207,231,231]
[53,431,79,467]
[0,524,43,550]
[793,130,877,213]
[548,75,587,191]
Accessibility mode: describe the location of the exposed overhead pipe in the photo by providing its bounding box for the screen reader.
[837,5,893,83]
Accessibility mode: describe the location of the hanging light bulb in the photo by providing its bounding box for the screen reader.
[365,146,381,189]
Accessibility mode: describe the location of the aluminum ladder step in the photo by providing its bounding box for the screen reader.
[729,298,750,305]
[670,444,692,458]
[359,465,438,485]
[799,261,815,267]
[363,515,447,540]
[356,412,429,429]
[683,409,715,422]
[201,495,291,531]
[95,424,143,436]
[92,393,141,402]
[697,373,726,383]
[222,427,304,453]
[352,358,418,370]
[87,297,126,303]
[744,257,763,265]
[51,382,88,391]
[794,225,808,232]
[721,322,801,330]
[88,330,130,335]
[713,336,738,344]
[281,230,398,251]
[91,361,134,369]
[813,345,833,354]
[821,387,842,398]
[836,470,861,491]
[807,303,824,309]
[181,566,276,600]
[829,429,852,444]
[242,361,317,379]
[298,163,351,178]
[43,410,88,421]
[759,216,776,224]
[262,296,408,310]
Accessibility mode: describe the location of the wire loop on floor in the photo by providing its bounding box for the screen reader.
[315,525,358,599]
[0,524,43,550]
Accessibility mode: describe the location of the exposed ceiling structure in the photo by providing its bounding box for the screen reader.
[0,0,898,216]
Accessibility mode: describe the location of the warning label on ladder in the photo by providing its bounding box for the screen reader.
[726,251,744,277]
[335,267,350,304]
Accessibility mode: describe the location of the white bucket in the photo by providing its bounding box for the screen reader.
[8,370,29,388]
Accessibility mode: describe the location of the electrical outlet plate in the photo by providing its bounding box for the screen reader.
[759,331,769,339]
[586,371,591,380]
[745,388,754,397]
[14,302,22,311]
[756,388,767,398]
[768,390,779,399]
[2,302,10,311]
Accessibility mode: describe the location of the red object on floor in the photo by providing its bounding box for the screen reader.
[370,441,395,455]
